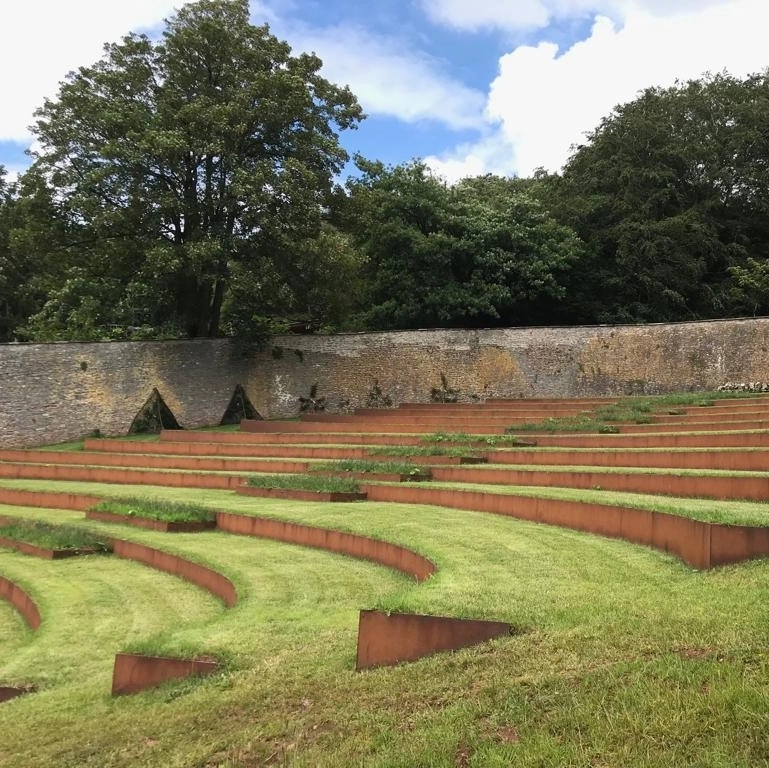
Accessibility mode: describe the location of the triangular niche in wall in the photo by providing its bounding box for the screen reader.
[220,384,262,425]
[128,388,183,434]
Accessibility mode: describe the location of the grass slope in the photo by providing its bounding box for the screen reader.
[0,485,768,766]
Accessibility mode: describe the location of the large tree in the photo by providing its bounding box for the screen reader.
[553,71,769,323]
[342,160,582,330]
[27,0,362,338]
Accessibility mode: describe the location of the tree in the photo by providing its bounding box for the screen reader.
[28,0,362,339]
[342,160,582,330]
[554,71,769,323]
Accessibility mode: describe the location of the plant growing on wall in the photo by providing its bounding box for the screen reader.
[298,383,326,412]
[430,373,460,403]
[366,379,393,408]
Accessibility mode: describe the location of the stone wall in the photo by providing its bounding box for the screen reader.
[2,318,768,448]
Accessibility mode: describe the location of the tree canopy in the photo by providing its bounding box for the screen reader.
[22,0,362,340]
[340,160,582,330]
[548,71,769,323]
[3,32,769,342]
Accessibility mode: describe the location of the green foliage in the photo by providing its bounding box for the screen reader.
[365,379,393,408]
[23,0,362,340]
[430,372,460,403]
[341,159,583,330]
[368,445,483,458]
[246,473,360,493]
[0,517,111,551]
[298,383,325,412]
[423,431,537,447]
[90,498,215,523]
[551,71,769,323]
[310,459,430,478]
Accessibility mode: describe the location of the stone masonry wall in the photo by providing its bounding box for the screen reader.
[1,318,768,448]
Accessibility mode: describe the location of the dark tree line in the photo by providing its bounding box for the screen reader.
[1,1,768,343]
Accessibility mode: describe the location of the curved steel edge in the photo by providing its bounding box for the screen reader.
[363,484,769,569]
[110,539,237,607]
[111,652,217,696]
[0,574,41,630]
[216,511,436,582]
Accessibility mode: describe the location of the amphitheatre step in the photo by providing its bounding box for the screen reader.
[0,574,41,631]
[151,432,428,447]
[240,419,507,434]
[360,483,769,569]
[430,466,769,502]
[0,462,246,490]
[487,447,769,472]
[237,486,368,502]
[606,419,769,434]
[521,431,769,449]
[215,512,436,582]
[0,449,308,475]
[81,439,486,464]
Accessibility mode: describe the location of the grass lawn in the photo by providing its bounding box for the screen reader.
[1,480,769,766]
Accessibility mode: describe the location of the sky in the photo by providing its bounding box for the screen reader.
[0,0,767,183]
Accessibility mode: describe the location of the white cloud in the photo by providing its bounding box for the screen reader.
[0,1,187,142]
[437,0,769,177]
[421,0,738,31]
[290,25,487,130]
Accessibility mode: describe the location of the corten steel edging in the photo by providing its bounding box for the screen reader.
[0,535,100,560]
[86,510,217,532]
[0,574,41,630]
[525,432,769,449]
[0,488,101,511]
[216,512,436,582]
[0,686,33,703]
[111,538,237,607]
[111,652,217,696]
[487,448,769,472]
[0,449,310,475]
[355,610,512,670]
[430,466,769,502]
[0,463,245,491]
[94,434,428,450]
[360,484,769,569]
[313,471,431,482]
[304,411,594,423]
[237,486,367,502]
[613,420,769,434]
[240,420,507,435]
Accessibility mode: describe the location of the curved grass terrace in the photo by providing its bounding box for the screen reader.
[3,394,769,766]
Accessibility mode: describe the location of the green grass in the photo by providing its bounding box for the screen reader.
[309,459,430,478]
[422,432,537,447]
[504,391,769,434]
[2,483,769,766]
[369,445,484,458]
[0,516,112,551]
[247,473,362,493]
[89,498,216,523]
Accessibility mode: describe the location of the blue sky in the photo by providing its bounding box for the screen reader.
[1,0,767,183]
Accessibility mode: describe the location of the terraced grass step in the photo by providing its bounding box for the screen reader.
[360,483,769,569]
[0,463,245,490]
[0,449,308,475]
[487,447,769,471]
[430,465,769,502]
[522,430,769,449]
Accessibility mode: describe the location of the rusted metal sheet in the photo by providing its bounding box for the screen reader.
[111,653,217,696]
[111,539,237,607]
[216,512,435,582]
[0,574,40,630]
[356,610,511,670]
